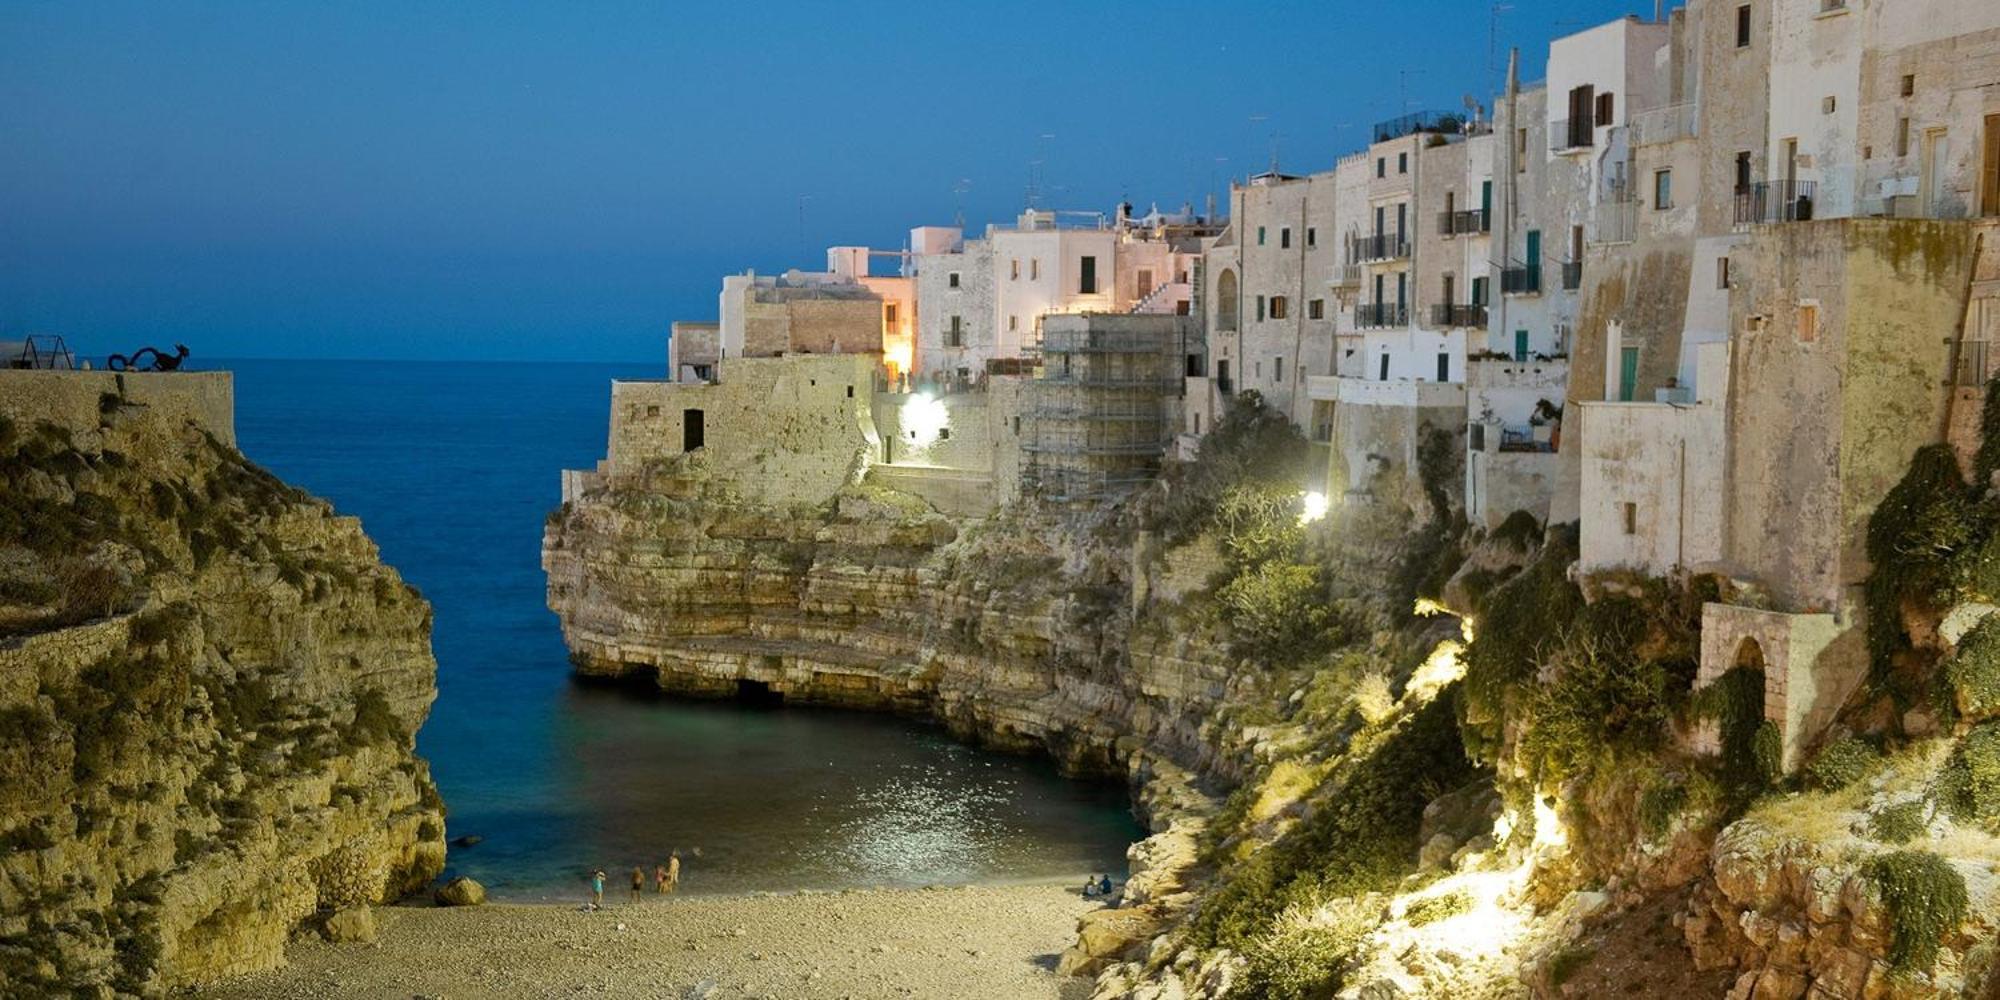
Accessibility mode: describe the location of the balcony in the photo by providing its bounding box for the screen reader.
[1550,116,1595,152]
[1372,110,1480,143]
[1429,304,1489,329]
[1437,209,1490,236]
[1594,197,1637,244]
[1630,103,1697,146]
[1560,261,1583,291]
[1501,264,1542,296]
[1327,263,1362,289]
[1355,303,1409,329]
[1349,233,1411,264]
[1734,180,1817,225]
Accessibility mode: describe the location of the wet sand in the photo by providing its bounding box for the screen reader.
[194,882,1103,1000]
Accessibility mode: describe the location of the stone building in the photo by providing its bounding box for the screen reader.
[1022,314,1194,503]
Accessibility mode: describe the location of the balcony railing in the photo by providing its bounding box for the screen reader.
[1372,110,1478,143]
[1594,198,1637,244]
[1355,303,1409,329]
[1734,180,1817,225]
[1349,233,1411,264]
[1501,264,1542,296]
[1429,304,1489,329]
[1550,116,1594,152]
[1560,261,1583,290]
[1327,263,1362,288]
[1630,102,1698,146]
[1437,209,1490,236]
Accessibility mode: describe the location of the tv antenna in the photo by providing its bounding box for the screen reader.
[796,194,813,262]
[952,178,972,228]
[1488,3,1514,96]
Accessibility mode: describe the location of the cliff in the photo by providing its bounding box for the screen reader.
[0,372,446,995]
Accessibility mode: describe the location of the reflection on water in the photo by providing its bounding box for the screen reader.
[221,358,1142,903]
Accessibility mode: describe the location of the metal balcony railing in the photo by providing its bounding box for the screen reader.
[1734,180,1817,225]
[1429,304,1489,329]
[1349,233,1411,264]
[1356,303,1409,329]
[1501,264,1542,295]
[1560,261,1583,290]
[1437,210,1490,236]
[1550,116,1594,151]
[1372,110,1476,143]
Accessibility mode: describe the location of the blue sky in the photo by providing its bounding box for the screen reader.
[1,1,1645,363]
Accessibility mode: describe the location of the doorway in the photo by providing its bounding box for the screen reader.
[683,408,705,451]
[1618,347,1640,402]
[1984,114,2000,217]
[1920,128,1950,218]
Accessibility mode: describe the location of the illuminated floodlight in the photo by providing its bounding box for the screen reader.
[901,393,950,450]
[1298,490,1330,525]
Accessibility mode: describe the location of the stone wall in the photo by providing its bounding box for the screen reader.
[0,370,236,448]
[1693,603,1852,770]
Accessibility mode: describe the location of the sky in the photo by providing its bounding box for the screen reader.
[1,1,1647,363]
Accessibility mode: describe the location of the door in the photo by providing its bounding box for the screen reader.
[1514,330,1529,361]
[1782,138,1798,192]
[1921,129,1950,217]
[1436,353,1450,382]
[1442,274,1456,311]
[1136,269,1154,300]
[1618,347,1639,402]
[1217,359,1231,395]
[1984,115,2000,217]
[1380,354,1391,380]
[1525,229,1541,268]
[1480,179,1493,228]
[683,409,706,451]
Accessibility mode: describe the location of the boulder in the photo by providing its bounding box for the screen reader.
[321,906,376,944]
[434,876,486,907]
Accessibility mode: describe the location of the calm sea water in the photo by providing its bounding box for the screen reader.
[216,358,1141,900]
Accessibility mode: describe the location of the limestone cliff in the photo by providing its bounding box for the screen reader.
[0,376,445,995]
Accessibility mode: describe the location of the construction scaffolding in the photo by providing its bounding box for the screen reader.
[1021,314,1194,502]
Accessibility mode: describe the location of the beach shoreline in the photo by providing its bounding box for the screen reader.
[193,881,1106,999]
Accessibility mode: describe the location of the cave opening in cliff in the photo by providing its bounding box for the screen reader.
[736,678,783,706]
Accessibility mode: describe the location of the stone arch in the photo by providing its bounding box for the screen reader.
[1732,636,1766,672]
[1215,268,1239,332]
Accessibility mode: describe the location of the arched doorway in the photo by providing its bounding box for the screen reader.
[1732,636,1766,672]
[1215,269,1239,332]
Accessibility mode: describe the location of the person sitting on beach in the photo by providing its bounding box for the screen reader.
[1098,874,1113,897]
[1082,877,1099,898]
[631,867,645,902]
[590,869,606,908]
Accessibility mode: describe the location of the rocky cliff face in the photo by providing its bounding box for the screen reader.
[0,393,445,994]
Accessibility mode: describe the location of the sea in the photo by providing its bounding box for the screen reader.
[215,357,1143,902]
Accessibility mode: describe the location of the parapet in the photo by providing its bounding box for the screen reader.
[0,370,236,448]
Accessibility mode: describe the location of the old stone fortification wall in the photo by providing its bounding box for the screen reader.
[0,370,236,448]
[604,354,880,507]
[0,383,444,993]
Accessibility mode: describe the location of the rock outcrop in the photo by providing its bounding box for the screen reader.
[0,380,445,994]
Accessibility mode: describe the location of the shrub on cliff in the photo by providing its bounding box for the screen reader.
[1457,539,1582,755]
[1214,484,1306,567]
[1517,594,1691,782]
[1947,616,2000,721]
[1935,722,2000,823]
[1864,444,1976,681]
[1218,562,1339,664]
[1803,736,1883,792]
[1865,849,1967,972]
[344,687,405,748]
[1694,666,1773,800]
[1144,392,1310,547]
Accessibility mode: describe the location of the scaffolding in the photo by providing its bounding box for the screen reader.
[1020,316,1192,503]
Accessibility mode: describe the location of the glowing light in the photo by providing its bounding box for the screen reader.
[883,341,915,376]
[900,393,950,451]
[1299,490,1330,525]
[1533,796,1568,849]
[1413,597,1450,617]
[1406,639,1466,700]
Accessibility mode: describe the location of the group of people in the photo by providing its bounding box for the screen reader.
[587,852,681,908]
[1081,873,1115,899]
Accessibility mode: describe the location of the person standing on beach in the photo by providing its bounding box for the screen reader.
[654,863,669,893]
[590,869,606,908]
[630,867,644,902]
[665,852,681,894]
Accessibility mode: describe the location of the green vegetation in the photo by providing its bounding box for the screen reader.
[1865,849,1967,972]
[1458,536,1583,755]
[1862,443,2000,691]
[1935,722,2000,823]
[1546,944,1594,988]
[1489,510,1543,552]
[1975,374,2000,490]
[1694,666,1773,800]
[1218,562,1341,664]
[1946,616,2000,721]
[1868,801,1929,844]
[1803,736,1882,792]
[1516,590,1696,782]
[1403,889,1473,926]
[1637,775,1689,839]
[1144,392,1311,547]
[1239,916,1371,1000]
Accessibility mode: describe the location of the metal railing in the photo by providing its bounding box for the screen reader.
[1437,209,1490,236]
[1550,116,1594,151]
[1735,180,1817,225]
[1954,341,1992,387]
[1630,103,1698,146]
[1501,264,1542,295]
[1349,233,1411,263]
[1429,304,1489,329]
[1327,264,1362,288]
[1372,110,1475,143]
[1560,261,1583,290]
[1356,303,1409,328]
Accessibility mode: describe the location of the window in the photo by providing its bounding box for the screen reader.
[1270,296,1288,320]
[1595,91,1614,125]
[1193,412,1201,435]
[1822,96,1837,114]
[1736,4,1751,47]
[1735,151,1752,192]
[1797,300,1820,342]
[1901,74,1915,97]
[1379,354,1391,380]
[1257,226,1267,245]
[884,303,898,325]
[1079,255,1098,294]
[948,271,961,289]
[683,409,705,451]
[1376,157,1386,178]
[1308,298,1325,320]
[1622,502,1638,535]
[1010,259,1020,280]
[1009,315,1018,331]
[1280,227,1291,249]
[1030,258,1040,280]
[1397,152,1408,174]
[1306,227,1317,248]
[1471,276,1487,306]
[1653,169,1673,210]
[1897,117,1911,157]
[1516,129,1528,171]
[645,405,660,417]
[1716,257,1730,290]
[1274,356,1285,382]
[846,385,854,398]
[1255,295,1266,321]
[946,315,963,347]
